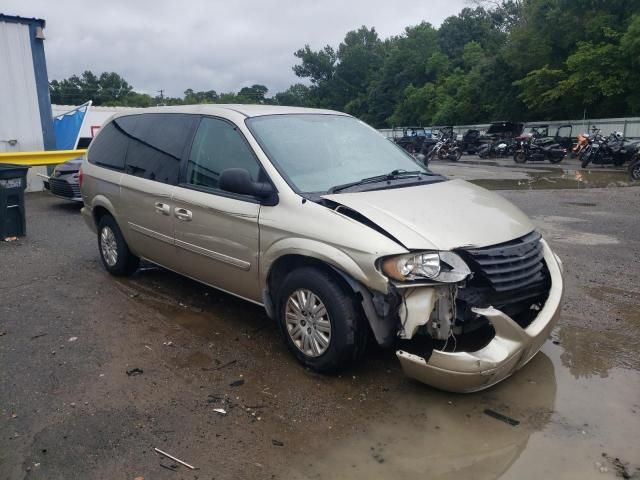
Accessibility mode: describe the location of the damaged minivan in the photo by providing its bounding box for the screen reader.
[80,105,563,392]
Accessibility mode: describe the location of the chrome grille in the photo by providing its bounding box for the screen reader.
[49,178,80,199]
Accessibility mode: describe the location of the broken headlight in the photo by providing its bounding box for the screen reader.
[381,251,471,283]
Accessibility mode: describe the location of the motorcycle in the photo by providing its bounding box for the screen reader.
[513,137,566,164]
[424,130,462,161]
[572,132,590,160]
[581,131,640,168]
[477,140,514,159]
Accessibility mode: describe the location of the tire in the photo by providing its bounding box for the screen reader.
[629,159,640,181]
[548,155,564,164]
[581,152,592,168]
[97,215,140,276]
[514,151,527,163]
[276,267,367,373]
[450,148,462,162]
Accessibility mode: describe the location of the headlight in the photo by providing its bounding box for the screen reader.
[381,251,471,283]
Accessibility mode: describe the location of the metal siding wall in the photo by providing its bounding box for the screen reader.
[0,21,47,191]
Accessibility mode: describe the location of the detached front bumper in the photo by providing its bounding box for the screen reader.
[396,240,563,393]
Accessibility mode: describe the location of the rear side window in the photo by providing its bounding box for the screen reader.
[186,117,261,190]
[87,122,128,170]
[122,114,197,185]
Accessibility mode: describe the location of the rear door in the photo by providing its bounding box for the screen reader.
[172,116,263,303]
[118,114,198,268]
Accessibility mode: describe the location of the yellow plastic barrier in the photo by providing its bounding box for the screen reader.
[0,150,87,166]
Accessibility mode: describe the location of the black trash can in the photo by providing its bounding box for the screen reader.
[0,164,30,238]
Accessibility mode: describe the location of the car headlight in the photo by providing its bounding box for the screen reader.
[381,251,471,283]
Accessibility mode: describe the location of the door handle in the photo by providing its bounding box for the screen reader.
[174,207,193,221]
[154,202,171,216]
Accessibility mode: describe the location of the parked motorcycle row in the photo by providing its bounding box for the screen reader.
[392,122,640,179]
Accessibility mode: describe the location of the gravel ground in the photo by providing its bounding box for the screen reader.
[1,172,639,480]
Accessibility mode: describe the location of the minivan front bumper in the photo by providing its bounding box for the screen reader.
[396,239,563,393]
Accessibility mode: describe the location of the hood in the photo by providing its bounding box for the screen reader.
[54,157,83,173]
[322,179,534,251]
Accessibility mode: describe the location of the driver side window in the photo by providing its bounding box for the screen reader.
[186,117,261,190]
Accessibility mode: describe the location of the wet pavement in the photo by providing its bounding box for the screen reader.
[1,163,639,479]
[431,155,634,190]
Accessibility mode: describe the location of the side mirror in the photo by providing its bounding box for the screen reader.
[219,168,278,205]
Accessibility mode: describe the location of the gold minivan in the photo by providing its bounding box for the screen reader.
[80,105,563,392]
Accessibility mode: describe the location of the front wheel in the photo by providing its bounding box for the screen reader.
[629,158,640,181]
[97,215,140,276]
[276,267,367,373]
[548,154,564,164]
[449,148,462,162]
[514,151,527,163]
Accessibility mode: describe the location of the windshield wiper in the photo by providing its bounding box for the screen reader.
[328,169,430,194]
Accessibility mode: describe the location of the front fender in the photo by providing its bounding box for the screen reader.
[260,237,387,293]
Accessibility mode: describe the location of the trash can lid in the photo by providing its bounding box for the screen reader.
[0,164,30,179]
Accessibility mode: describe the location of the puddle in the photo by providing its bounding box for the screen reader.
[471,169,634,190]
[284,340,640,480]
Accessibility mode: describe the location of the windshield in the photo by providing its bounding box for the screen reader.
[246,114,431,193]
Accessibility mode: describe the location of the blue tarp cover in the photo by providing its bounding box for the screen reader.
[54,103,89,150]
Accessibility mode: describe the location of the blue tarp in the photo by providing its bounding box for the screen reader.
[53,103,89,150]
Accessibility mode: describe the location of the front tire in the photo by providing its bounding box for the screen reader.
[514,151,527,163]
[276,267,367,373]
[97,215,139,276]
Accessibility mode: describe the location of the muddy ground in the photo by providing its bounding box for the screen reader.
[1,160,639,480]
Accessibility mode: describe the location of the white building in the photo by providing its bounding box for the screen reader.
[0,14,55,192]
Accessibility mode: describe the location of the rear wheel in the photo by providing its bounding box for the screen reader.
[97,215,139,276]
[276,267,367,372]
[548,155,564,164]
[581,148,593,168]
[514,151,527,163]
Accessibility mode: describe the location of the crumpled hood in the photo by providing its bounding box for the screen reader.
[322,179,534,250]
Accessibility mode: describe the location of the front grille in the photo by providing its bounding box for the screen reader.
[49,178,80,199]
[460,231,546,292]
[455,231,550,329]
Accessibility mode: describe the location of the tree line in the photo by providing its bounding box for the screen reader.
[49,0,640,127]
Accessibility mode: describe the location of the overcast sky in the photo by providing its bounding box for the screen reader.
[4,0,467,97]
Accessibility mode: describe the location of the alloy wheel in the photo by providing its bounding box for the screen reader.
[100,226,118,267]
[285,289,331,357]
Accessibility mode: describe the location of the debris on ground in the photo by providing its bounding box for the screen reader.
[159,460,179,471]
[3,236,18,242]
[0,331,6,337]
[483,408,520,426]
[163,341,174,347]
[602,453,635,479]
[126,368,144,376]
[154,447,195,470]
[213,408,227,415]
[229,379,245,387]
[272,439,284,447]
[30,333,47,340]
[68,337,78,342]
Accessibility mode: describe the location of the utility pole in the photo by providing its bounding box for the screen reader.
[157,89,165,105]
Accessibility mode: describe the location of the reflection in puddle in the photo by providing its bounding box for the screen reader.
[286,353,557,480]
[471,169,634,190]
[286,341,640,480]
